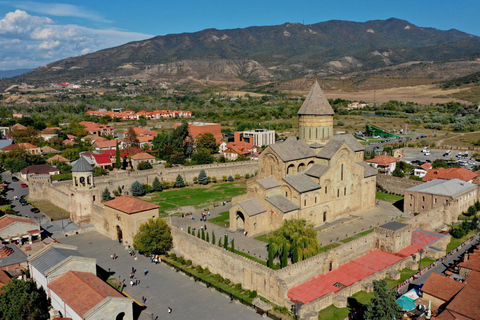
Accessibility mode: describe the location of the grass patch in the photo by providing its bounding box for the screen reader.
[351,291,374,305]
[397,217,409,222]
[319,242,341,252]
[385,268,417,289]
[376,192,404,203]
[106,278,122,291]
[254,234,271,243]
[210,211,230,227]
[458,214,473,221]
[340,229,374,244]
[144,181,246,215]
[447,229,477,253]
[317,305,349,320]
[233,249,270,267]
[420,257,435,269]
[26,199,70,220]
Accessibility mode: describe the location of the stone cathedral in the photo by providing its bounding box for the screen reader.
[229,81,377,236]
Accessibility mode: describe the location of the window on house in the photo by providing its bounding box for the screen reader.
[323,212,327,222]
[93,195,95,201]
[304,200,306,206]
[337,189,340,197]
[341,164,344,181]
[325,186,328,194]
[344,187,346,196]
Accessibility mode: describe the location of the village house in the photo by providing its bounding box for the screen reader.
[47,155,70,164]
[79,121,115,137]
[130,152,156,169]
[366,155,398,175]
[174,122,223,144]
[0,244,28,273]
[414,163,432,178]
[0,215,40,244]
[20,164,61,179]
[223,141,258,160]
[423,167,478,183]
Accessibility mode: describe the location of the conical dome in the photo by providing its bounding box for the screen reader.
[297,81,334,116]
[72,157,93,172]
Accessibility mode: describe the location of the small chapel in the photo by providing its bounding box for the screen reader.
[229,81,377,236]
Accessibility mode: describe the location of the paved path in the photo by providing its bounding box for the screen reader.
[59,231,263,320]
[399,234,480,294]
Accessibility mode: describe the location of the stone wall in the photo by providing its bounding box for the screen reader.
[376,175,422,195]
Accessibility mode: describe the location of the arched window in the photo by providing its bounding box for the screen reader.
[341,164,344,181]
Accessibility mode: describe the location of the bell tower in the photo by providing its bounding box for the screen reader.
[71,157,94,190]
[298,80,334,144]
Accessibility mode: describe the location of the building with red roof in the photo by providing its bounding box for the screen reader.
[79,121,114,137]
[414,162,432,178]
[92,139,118,150]
[223,141,258,160]
[20,164,60,179]
[130,152,156,169]
[422,272,465,309]
[423,167,478,183]
[0,215,40,244]
[366,155,398,174]
[92,153,113,169]
[174,122,223,144]
[17,142,41,155]
[102,196,159,244]
[48,270,133,320]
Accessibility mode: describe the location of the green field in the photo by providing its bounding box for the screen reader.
[447,229,477,253]
[317,291,373,320]
[340,229,374,244]
[209,211,230,227]
[385,268,417,289]
[144,181,246,215]
[376,192,404,203]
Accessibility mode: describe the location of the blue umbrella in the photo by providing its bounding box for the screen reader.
[396,296,416,311]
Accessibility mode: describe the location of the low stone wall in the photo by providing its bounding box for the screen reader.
[376,175,421,195]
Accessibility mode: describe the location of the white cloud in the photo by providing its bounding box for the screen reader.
[0,1,113,23]
[0,10,154,70]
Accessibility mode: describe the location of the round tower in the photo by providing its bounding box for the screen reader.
[298,80,334,144]
[71,157,94,190]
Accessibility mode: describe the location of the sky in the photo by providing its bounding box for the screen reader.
[0,0,479,70]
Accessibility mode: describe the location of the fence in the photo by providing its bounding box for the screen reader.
[161,258,284,320]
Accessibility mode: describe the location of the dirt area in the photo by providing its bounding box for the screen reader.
[26,199,70,221]
[324,85,471,104]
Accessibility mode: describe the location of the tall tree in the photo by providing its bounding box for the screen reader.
[198,169,208,185]
[133,218,173,255]
[197,133,219,154]
[152,131,170,159]
[192,148,216,165]
[115,142,121,169]
[364,280,402,320]
[0,279,51,320]
[152,177,163,192]
[170,122,190,153]
[102,188,111,201]
[131,180,146,196]
[174,174,185,188]
[125,127,139,147]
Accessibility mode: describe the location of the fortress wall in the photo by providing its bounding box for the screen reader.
[170,226,288,305]
[376,175,422,195]
[276,232,377,288]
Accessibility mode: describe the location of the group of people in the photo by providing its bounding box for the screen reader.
[149,255,161,264]
[200,211,210,222]
[110,253,118,260]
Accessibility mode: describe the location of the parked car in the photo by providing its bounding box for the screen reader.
[21,183,28,188]
[11,176,19,182]
[30,208,40,213]
[19,198,27,204]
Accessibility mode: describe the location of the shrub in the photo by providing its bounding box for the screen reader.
[193,177,198,184]
[137,161,153,170]
[244,289,251,296]
[466,205,477,217]
[186,259,192,266]
[178,256,186,265]
[224,278,231,285]
[476,201,480,211]
[222,175,228,182]
[171,253,177,261]
[234,174,241,180]
[195,265,204,273]
[203,267,210,275]
[144,184,153,193]
[249,290,257,298]
[164,252,170,258]
[234,283,242,291]
[187,227,191,233]
[245,173,250,179]
[212,177,217,183]
[214,273,224,283]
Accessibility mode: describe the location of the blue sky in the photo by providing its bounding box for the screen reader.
[0,0,478,70]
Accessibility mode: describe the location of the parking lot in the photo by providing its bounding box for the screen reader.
[401,148,479,170]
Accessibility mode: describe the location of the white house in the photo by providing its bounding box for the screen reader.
[414,163,432,178]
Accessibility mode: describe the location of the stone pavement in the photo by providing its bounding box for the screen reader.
[59,231,263,320]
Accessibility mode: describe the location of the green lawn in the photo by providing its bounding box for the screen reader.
[144,181,246,215]
[209,211,230,227]
[317,305,349,320]
[447,229,477,253]
[385,268,417,289]
[319,242,341,252]
[351,291,374,305]
[26,199,70,221]
[376,192,404,203]
[254,234,271,243]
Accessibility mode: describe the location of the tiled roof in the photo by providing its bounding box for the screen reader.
[422,272,464,302]
[18,142,39,149]
[0,244,28,268]
[446,286,480,320]
[92,154,112,165]
[256,176,281,190]
[418,163,432,171]
[103,196,159,214]
[29,244,84,276]
[283,173,321,193]
[131,152,155,160]
[423,167,478,182]
[237,198,267,217]
[297,81,334,116]
[93,140,118,149]
[10,123,27,131]
[0,269,10,287]
[331,134,364,152]
[269,139,315,162]
[305,164,329,178]
[48,270,123,317]
[366,155,398,166]
[466,270,480,292]
[62,139,76,146]
[266,195,300,213]
[406,179,476,197]
[47,155,70,163]
[356,161,378,178]
[0,215,37,231]
[20,164,60,175]
[41,146,60,154]
[0,144,19,152]
[458,256,480,272]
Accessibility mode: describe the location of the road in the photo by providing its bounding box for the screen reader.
[399,234,480,294]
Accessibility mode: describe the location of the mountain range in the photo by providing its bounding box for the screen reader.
[10,18,480,86]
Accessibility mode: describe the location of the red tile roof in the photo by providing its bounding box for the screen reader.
[93,154,112,165]
[94,140,118,149]
[366,155,398,166]
[0,269,11,288]
[418,163,433,171]
[18,142,39,149]
[175,123,223,143]
[10,123,27,131]
[458,256,480,272]
[422,272,464,302]
[131,152,155,160]
[0,144,19,152]
[103,196,159,214]
[423,167,478,182]
[47,155,70,163]
[466,270,480,292]
[446,286,480,320]
[48,271,123,317]
[0,215,37,231]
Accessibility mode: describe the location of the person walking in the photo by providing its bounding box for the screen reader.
[168,307,172,314]
[143,268,148,276]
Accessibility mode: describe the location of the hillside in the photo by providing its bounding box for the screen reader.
[10,18,480,87]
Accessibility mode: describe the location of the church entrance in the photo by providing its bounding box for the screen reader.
[236,211,245,230]
[116,225,123,243]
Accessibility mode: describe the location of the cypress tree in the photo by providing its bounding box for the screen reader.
[187,226,191,234]
[115,142,121,169]
[223,234,228,250]
[267,243,275,268]
[292,246,299,264]
[152,177,162,192]
[212,231,216,245]
[201,228,205,240]
[218,238,222,247]
[197,229,201,238]
[198,169,208,185]
[281,244,289,268]
[230,239,235,252]
[206,232,210,243]
[101,188,111,201]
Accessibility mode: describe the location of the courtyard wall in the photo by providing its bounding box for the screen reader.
[376,175,421,194]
